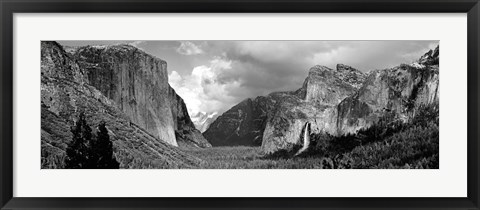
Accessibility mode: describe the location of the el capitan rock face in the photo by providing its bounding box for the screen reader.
[41,41,204,168]
[73,45,177,146]
[72,44,210,148]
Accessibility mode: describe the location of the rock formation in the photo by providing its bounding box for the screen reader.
[72,44,178,145]
[205,47,439,154]
[41,41,208,169]
[168,87,212,148]
[336,46,439,135]
[204,64,365,148]
[261,64,366,153]
[72,44,210,148]
[203,91,294,146]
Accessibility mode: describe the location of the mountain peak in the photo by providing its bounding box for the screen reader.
[192,112,219,133]
[419,45,439,65]
[309,65,333,73]
[337,64,360,72]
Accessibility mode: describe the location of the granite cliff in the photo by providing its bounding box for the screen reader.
[261,64,367,153]
[72,44,210,148]
[41,41,208,169]
[168,87,212,148]
[336,46,439,135]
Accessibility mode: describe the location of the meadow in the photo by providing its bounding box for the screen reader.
[182,146,327,169]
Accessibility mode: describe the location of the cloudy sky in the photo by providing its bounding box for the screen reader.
[58,40,438,117]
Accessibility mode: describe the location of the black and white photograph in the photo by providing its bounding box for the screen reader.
[41,40,439,169]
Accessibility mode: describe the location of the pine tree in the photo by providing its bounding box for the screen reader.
[65,112,93,169]
[65,113,120,169]
[94,121,120,169]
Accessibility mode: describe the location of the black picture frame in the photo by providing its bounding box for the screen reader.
[1,0,479,209]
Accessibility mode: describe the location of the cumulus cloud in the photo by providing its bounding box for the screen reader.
[168,57,241,117]
[209,41,338,97]
[176,41,204,55]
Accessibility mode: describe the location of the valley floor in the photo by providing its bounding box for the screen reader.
[182,146,325,169]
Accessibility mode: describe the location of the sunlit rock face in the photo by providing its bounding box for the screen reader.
[41,41,203,168]
[298,64,366,105]
[261,65,365,153]
[168,87,212,148]
[336,46,439,135]
[72,44,210,148]
[260,98,338,153]
[73,44,177,146]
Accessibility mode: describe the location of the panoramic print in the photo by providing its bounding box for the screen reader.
[41,41,439,169]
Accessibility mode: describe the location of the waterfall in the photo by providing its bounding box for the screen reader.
[295,122,310,156]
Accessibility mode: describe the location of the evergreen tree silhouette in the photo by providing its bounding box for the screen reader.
[93,121,120,169]
[65,113,119,169]
[65,112,94,169]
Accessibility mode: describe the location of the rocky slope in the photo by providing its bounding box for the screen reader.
[41,41,207,169]
[72,44,210,148]
[203,94,282,146]
[205,47,439,154]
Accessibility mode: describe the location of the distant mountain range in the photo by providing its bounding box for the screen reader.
[191,112,219,133]
[203,46,439,153]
